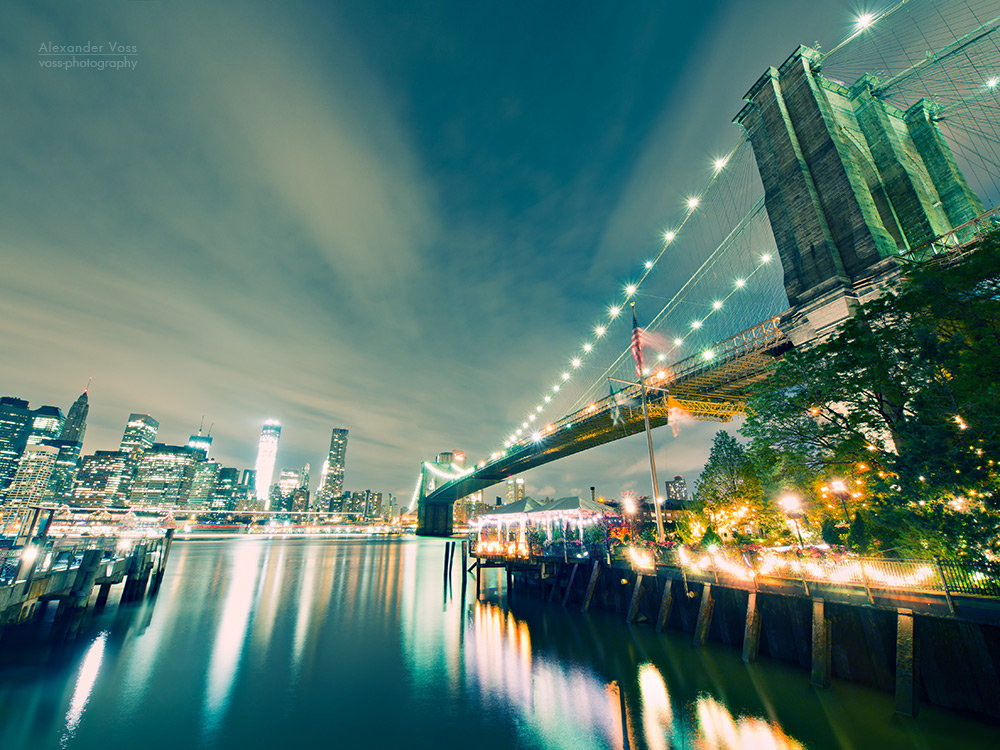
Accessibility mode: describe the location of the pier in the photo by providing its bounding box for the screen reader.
[470,541,1000,720]
[0,506,174,633]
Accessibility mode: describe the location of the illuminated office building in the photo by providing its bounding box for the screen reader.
[318,428,348,503]
[71,450,132,506]
[187,430,213,458]
[189,459,220,510]
[254,421,281,508]
[0,397,32,497]
[43,439,83,499]
[129,444,200,508]
[25,405,64,446]
[120,414,159,459]
[5,444,58,506]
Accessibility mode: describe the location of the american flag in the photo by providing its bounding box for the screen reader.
[631,310,643,380]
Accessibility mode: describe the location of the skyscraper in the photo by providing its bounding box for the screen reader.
[129,444,200,508]
[212,467,239,510]
[120,414,159,459]
[0,397,31,497]
[5,444,58,506]
[254,420,281,508]
[187,430,213,457]
[318,428,348,502]
[59,389,89,444]
[71,450,132,506]
[188,459,220,510]
[25,406,64,446]
[43,439,83,499]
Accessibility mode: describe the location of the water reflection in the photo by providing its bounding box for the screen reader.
[0,539,994,750]
[61,632,106,746]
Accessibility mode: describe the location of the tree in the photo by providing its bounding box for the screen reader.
[743,229,1000,560]
[692,431,783,542]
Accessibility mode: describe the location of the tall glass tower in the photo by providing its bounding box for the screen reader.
[254,420,281,508]
[318,428,348,503]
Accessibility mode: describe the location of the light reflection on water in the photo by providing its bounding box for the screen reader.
[0,538,993,750]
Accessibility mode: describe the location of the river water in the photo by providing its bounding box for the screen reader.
[0,537,994,749]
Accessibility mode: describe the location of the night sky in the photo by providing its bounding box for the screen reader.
[1,0,868,502]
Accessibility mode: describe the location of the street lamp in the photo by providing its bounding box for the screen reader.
[830,480,851,523]
[623,497,636,541]
[779,494,806,549]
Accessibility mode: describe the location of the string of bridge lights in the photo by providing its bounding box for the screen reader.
[490,138,766,458]
[485,8,902,464]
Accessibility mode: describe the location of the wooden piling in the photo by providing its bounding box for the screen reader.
[549,563,562,603]
[460,541,468,602]
[627,574,644,623]
[894,608,917,716]
[562,563,579,607]
[655,577,674,633]
[693,583,714,646]
[581,560,600,614]
[742,591,761,663]
[811,598,831,687]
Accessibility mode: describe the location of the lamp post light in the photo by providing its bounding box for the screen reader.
[830,480,851,524]
[779,494,806,549]
[623,497,636,541]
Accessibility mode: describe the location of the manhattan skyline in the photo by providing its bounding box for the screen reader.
[1,0,868,502]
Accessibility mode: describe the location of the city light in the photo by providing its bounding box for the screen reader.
[561,372,570,380]
[761,253,772,262]
[712,300,723,310]
[702,349,714,360]
[531,432,542,443]
[674,338,683,346]
[595,325,606,337]
[687,196,700,209]
[713,156,728,172]
[735,278,745,288]
[988,77,999,89]
[856,12,874,29]
[644,261,653,269]
[609,306,621,318]
[571,358,581,368]
[663,230,676,242]
[691,320,702,329]
[625,284,637,297]
[583,343,592,352]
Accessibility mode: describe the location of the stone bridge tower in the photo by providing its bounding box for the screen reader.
[734,46,984,343]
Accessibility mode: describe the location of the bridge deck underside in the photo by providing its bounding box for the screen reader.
[425,338,789,505]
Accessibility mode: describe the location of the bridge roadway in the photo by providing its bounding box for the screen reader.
[423,317,791,507]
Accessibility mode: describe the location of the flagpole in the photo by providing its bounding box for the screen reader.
[632,302,665,544]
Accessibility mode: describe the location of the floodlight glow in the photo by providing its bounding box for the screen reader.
[645,261,653,269]
[561,372,570,380]
[544,395,551,403]
[571,358,581,368]
[553,384,560,392]
[703,350,715,360]
[609,306,621,318]
[713,300,723,310]
[856,13,874,29]
[583,343,592,352]
[529,414,536,421]
[687,196,700,209]
[674,338,683,346]
[691,320,702,329]
[657,353,665,361]
[735,278,746,288]
[595,325,606,337]
[521,422,528,428]
[988,77,999,89]
[536,405,543,412]
[761,253,772,262]
[625,284,637,297]
[663,230,676,242]
[531,432,542,443]
[713,157,728,172]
